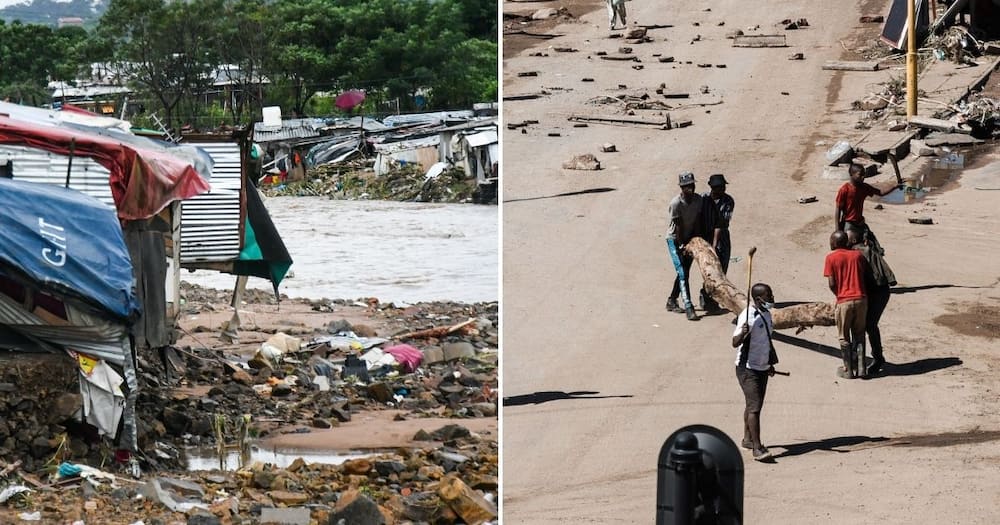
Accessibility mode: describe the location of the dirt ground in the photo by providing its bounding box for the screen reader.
[501,0,1000,523]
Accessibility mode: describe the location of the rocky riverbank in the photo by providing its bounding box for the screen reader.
[262,163,492,204]
[0,283,498,524]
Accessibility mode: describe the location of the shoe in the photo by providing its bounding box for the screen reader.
[868,357,885,375]
[752,447,772,461]
[741,438,753,450]
[665,298,680,312]
[686,307,699,321]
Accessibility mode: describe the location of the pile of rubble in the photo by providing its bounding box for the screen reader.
[264,164,482,203]
[0,285,499,524]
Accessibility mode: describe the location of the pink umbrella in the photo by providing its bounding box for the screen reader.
[335,89,366,111]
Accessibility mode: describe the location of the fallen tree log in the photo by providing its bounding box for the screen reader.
[683,237,835,331]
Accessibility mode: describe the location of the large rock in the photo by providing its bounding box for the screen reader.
[161,407,192,435]
[531,7,558,19]
[437,475,498,525]
[562,154,601,170]
[442,342,475,361]
[328,489,386,525]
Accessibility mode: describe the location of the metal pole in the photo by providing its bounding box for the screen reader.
[906,0,919,118]
[65,138,75,188]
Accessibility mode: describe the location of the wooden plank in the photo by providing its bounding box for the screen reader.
[822,61,880,71]
[732,34,787,48]
[568,114,672,128]
[908,116,972,134]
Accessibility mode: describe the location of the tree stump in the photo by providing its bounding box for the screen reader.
[683,237,835,331]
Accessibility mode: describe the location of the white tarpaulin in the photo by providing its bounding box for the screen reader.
[80,361,126,438]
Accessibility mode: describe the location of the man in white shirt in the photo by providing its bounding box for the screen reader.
[732,283,778,461]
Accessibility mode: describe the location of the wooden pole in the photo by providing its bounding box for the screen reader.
[906,0,919,118]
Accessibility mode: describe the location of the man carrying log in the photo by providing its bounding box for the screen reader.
[666,172,721,321]
[834,163,900,256]
[824,231,869,379]
[732,282,779,462]
[700,174,735,314]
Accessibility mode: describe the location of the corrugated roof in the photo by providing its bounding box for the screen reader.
[180,141,244,264]
[253,118,325,143]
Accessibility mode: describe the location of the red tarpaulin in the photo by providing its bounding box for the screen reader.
[0,115,210,221]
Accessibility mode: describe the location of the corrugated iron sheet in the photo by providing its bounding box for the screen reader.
[253,118,324,143]
[0,144,116,208]
[0,294,129,365]
[180,142,243,263]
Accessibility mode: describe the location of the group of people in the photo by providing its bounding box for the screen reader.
[665,162,901,461]
[664,172,734,321]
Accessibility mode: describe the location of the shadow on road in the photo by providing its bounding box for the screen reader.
[503,391,634,407]
[890,284,962,295]
[771,332,840,358]
[503,187,616,203]
[771,435,890,459]
[878,357,962,377]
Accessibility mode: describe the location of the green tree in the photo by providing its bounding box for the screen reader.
[97,0,222,131]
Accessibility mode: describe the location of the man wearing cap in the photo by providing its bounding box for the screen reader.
[666,172,721,320]
[700,174,735,313]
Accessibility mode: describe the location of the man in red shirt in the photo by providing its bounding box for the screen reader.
[834,163,900,254]
[823,230,869,379]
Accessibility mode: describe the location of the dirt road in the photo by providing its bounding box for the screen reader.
[502,0,1000,522]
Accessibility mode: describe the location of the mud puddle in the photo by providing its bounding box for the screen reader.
[184,444,378,471]
[880,145,990,204]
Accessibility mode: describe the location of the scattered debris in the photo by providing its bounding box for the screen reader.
[788,52,804,60]
[517,71,539,77]
[859,15,884,23]
[798,196,818,204]
[601,143,618,152]
[908,116,973,134]
[569,114,674,129]
[553,47,578,53]
[658,56,676,63]
[908,217,934,225]
[600,54,640,61]
[822,61,880,71]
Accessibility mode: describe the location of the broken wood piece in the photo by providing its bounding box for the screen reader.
[658,56,675,63]
[859,15,884,23]
[822,61,880,71]
[517,71,539,77]
[908,217,933,225]
[923,133,983,147]
[503,93,545,101]
[553,47,578,52]
[600,54,639,61]
[732,34,787,47]
[908,116,972,134]
[395,319,476,340]
[684,238,834,330]
[568,114,672,129]
[798,196,818,204]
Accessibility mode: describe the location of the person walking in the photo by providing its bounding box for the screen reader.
[847,229,895,375]
[834,162,900,255]
[666,171,720,321]
[824,230,869,379]
[700,174,734,313]
[607,0,627,30]
[732,282,779,462]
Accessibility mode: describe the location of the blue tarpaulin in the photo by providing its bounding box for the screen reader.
[0,178,140,321]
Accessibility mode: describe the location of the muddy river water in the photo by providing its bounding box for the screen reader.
[181,197,499,304]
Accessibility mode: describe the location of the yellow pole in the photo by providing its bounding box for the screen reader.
[906,0,918,117]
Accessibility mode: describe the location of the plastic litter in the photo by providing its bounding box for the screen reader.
[384,344,424,373]
[0,485,31,504]
[18,512,41,521]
